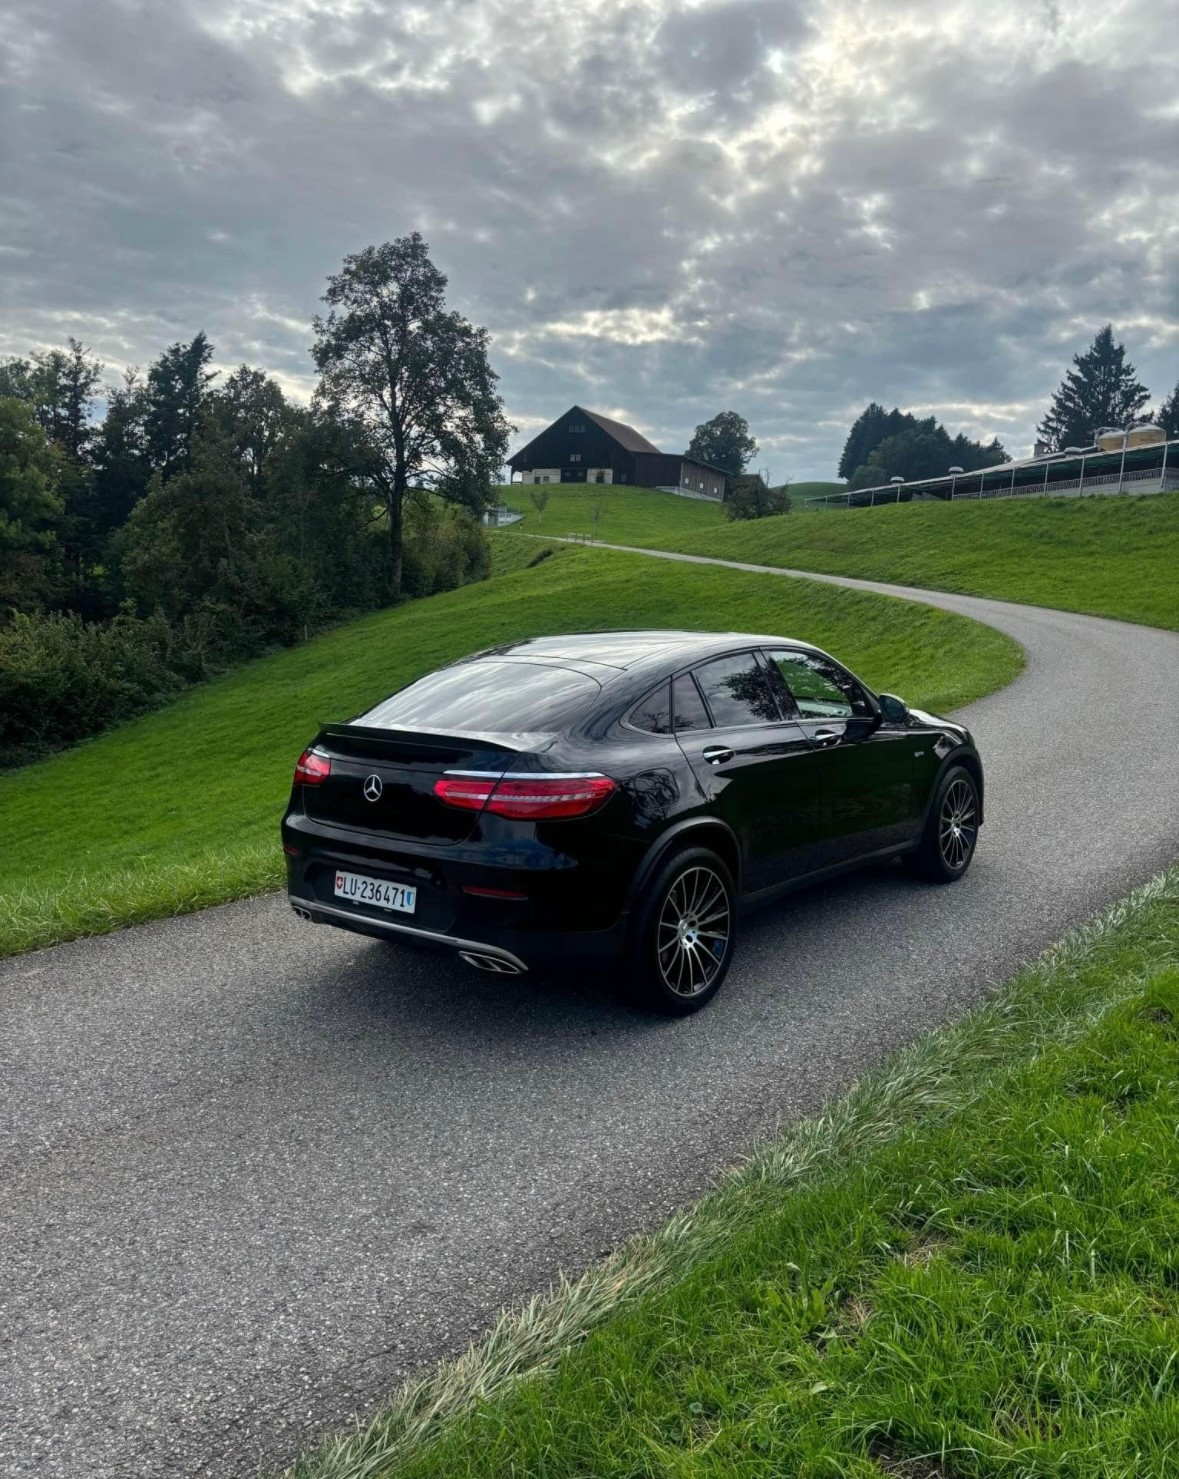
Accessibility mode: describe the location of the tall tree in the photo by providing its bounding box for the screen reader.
[92,368,151,538]
[1037,325,1150,451]
[0,398,63,610]
[144,332,218,478]
[211,365,289,493]
[1157,378,1179,439]
[0,341,104,461]
[312,234,512,599]
[686,411,758,477]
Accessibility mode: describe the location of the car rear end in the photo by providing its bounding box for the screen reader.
[281,658,643,974]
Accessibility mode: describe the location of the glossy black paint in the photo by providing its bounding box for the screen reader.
[282,631,984,975]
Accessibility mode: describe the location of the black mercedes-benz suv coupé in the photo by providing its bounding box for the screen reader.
[283,631,983,1013]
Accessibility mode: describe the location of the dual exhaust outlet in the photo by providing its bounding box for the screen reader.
[290,903,525,976]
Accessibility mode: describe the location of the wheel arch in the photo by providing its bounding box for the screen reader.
[920,747,985,833]
[624,817,743,916]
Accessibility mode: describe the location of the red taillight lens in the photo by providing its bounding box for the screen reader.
[294,747,331,786]
[433,773,616,820]
[432,776,497,811]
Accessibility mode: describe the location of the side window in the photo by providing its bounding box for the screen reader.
[693,652,781,727]
[672,674,712,732]
[766,650,873,720]
[630,680,672,734]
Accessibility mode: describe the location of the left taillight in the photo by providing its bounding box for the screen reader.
[433,772,617,820]
[294,747,331,787]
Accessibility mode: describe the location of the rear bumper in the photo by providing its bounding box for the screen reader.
[282,817,633,974]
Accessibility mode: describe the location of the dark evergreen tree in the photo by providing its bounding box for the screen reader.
[686,411,758,476]
[838,404,913,480]
[1156,379,1179,439]
[92,369,151,538]
[1037,325,1150,451]
[0,398,63,611]
[144,332,218,478]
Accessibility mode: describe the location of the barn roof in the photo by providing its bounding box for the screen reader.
[580,407,661,454]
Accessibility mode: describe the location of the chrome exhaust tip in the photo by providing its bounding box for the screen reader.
[291,905,314,922]
[458,950,526,976]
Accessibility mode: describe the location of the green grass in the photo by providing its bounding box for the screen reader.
[284,866,1179,1479]
[0,543,1020,958]
[649,493,1179,631]
[499,482,847,545]
[500,482,730,541]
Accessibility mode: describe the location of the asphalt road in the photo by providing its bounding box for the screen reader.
[3,558,1177,1479]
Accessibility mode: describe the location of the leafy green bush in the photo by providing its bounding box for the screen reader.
[0,608,189,765]
[401,499,489,598]
[725,478,792,521]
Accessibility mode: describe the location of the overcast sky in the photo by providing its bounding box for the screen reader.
[2,0,1177,478]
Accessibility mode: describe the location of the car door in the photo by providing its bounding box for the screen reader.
[672,652,823,892]
[763,648,915,869]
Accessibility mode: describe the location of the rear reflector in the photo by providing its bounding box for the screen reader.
[463,885,529,900]
[294,747,331,786]
[434,772,617,820]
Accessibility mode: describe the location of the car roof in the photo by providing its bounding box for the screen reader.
[472,630,820,676]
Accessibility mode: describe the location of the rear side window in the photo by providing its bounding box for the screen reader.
[629,680,672,734]
[359,661,601,732]
[693,652,781,727]
[672,674,711,732]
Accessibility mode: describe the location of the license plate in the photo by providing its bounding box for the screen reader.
[333,870,417,914]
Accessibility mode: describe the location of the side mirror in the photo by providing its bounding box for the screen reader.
[878,693,908,724]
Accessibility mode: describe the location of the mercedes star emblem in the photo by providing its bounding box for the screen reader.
[362,774,383,802]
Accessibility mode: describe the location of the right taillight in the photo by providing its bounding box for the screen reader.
[294,747,331,786]
[433,772,617,820]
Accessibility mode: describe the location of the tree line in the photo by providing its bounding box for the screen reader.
[839,326,1178,488]
[0,233,511,764]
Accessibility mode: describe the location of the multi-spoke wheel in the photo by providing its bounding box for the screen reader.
[906,764,981,883]
[628,846,737,1014]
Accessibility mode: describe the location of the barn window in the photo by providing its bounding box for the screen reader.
[569,423,585,433]
[570,453,581,462]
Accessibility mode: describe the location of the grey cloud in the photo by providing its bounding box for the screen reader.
[1,0,1177,478]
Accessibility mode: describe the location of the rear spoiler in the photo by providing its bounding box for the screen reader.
[316,722,554,760]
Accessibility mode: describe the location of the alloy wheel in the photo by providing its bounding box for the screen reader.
[938,777,978,871]
[655,864,732,998]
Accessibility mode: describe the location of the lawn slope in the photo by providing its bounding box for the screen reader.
[3,544,1020,957]
[650,492,1179,631]
[286,865,1179,1479]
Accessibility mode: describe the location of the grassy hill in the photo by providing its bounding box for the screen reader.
[498,481,847,544]
[0,542,1020,958]
[666,493,1179,631]
[505,489,1179,632]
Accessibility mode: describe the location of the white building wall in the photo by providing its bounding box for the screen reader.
[521,468,561,484]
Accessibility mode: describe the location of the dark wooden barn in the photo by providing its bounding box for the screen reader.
[508,406,728,500]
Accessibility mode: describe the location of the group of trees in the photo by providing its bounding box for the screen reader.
[0,234,511,763]
[839,406,1008,490]
[840,327,1179,490]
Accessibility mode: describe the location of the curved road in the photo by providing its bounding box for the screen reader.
[2,557,1177,1478]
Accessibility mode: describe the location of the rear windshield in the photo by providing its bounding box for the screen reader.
[358,660,602,733]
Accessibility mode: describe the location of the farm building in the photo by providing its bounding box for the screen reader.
[508,406,728,499]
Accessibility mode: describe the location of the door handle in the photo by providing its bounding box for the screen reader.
[812,728,841,747]
[702,745,735,765]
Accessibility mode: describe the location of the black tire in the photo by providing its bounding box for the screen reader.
[905,764,980,883]
[625,845,737,1015]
